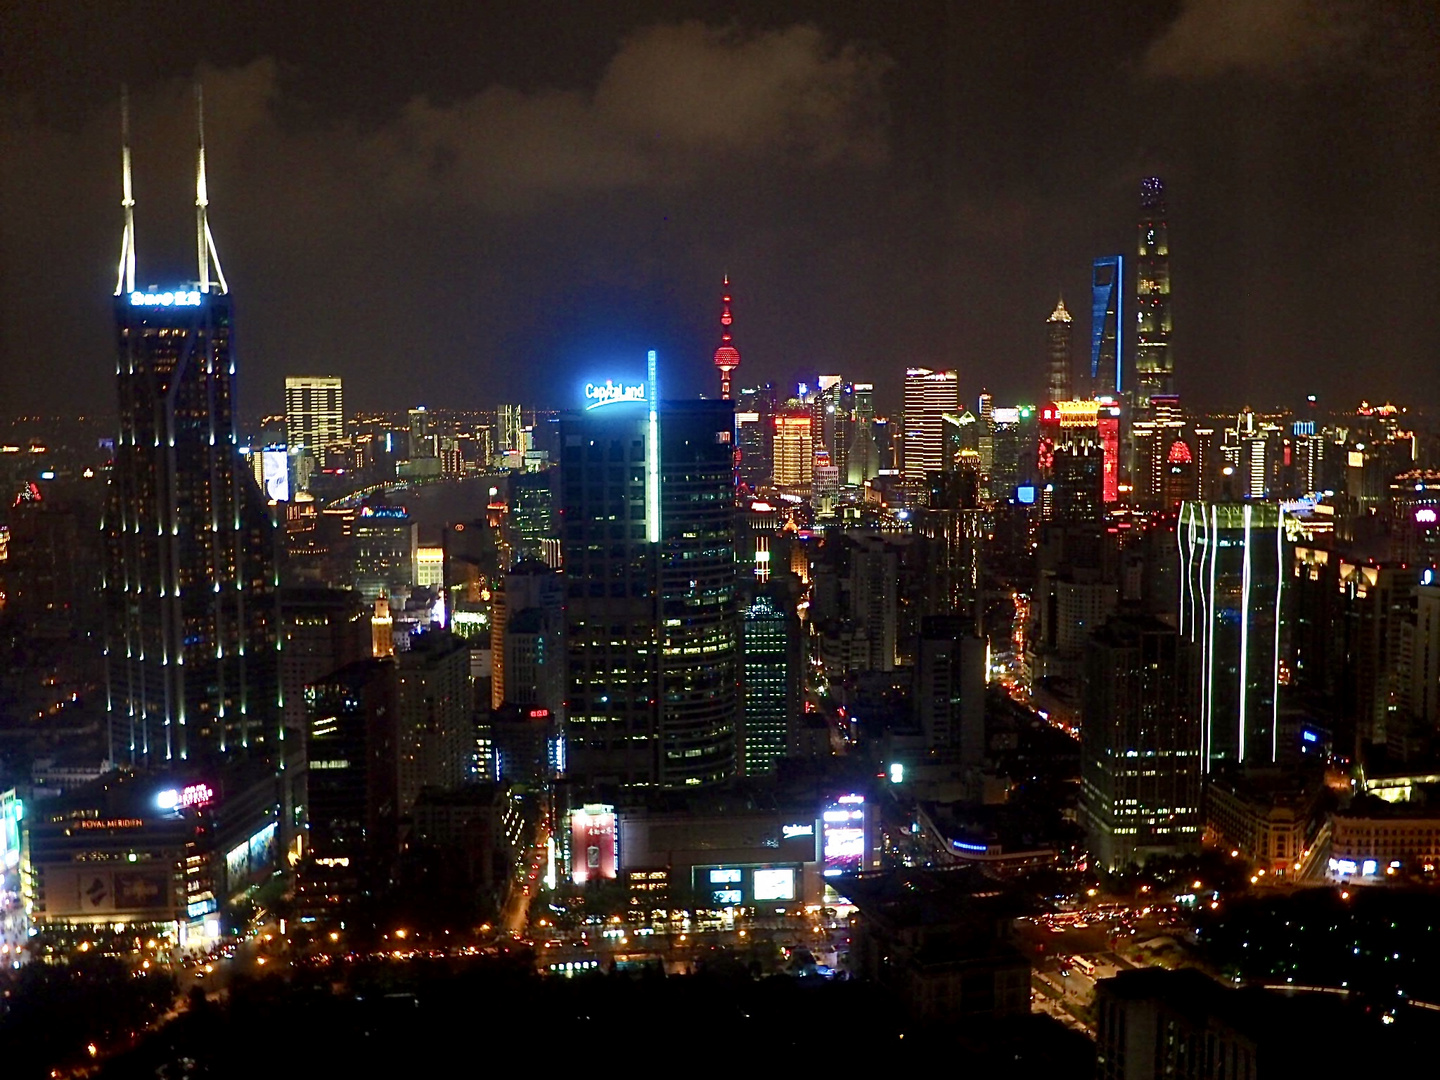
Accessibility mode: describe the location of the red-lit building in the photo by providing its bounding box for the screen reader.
[1038,399,1122,508]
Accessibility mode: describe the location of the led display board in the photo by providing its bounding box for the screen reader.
[261,449,290,502]
[822,794,866,878]
[753,867,796,901]
[570,803,618,885]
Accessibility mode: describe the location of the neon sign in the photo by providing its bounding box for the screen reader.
[130,290,202,308]
[1416,508,1437,524]
[156,783,215,812]
[781,823,813,839]
[585,380,647,409]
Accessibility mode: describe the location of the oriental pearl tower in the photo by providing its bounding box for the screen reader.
[713,275,740,400]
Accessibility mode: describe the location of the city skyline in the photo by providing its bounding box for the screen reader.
[2,7,1440,1072]
[1,2,1436,419]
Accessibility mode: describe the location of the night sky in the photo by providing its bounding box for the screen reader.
[0,0,1435,419]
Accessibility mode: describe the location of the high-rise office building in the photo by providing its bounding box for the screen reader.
[350,503,418,602]
[278,586,371,736]
[773,412,814,490]
[506,469,558,567]
[739,588,801,776]
[1090,255,1125,397]
[1046,297,1073,403]
[1050,446,1105,525]
[497,404,523,456]
[903,368,961,484]
[1081,615,1201,872]
[1039,400,1121,510]
[284,376,344,464]
[491,559,565,718]
[914,615,986,763]
[1134,177,1173,406]
[407,406,435,459]
[734,383,774,489]
[103,93,280,763]
[560,368,738,788]
[302,658,399,905]
[712,275,741,401]
[1177,502,1285,772]
[395,631,474,815]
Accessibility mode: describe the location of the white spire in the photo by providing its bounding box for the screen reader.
[115,86,136,297]
[195,85,228,295]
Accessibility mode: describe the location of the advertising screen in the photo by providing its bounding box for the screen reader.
[226,841,250,893]
[262,449,290,502]
[753,867,796,901]
[570,803,617,885]
[40,866,178,919]
[709,868,742,884]
[822,795,866,878]
[713,889,743,906]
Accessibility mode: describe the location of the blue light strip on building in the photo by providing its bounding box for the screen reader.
[646,349,660,544]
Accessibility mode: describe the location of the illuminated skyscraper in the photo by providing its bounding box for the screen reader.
[103,90,280,763]
[1081,615,1201,872]
[560,367,738,788]
[284,376,344,463]
[1046,297,1073,403]
[1177,502,1285,772]
[712,276,741,401]
[773,412,813,490]
[902,368,961,484]
[1134,177,1173,404]
[739,587,801,776]
[1090,255,1124,397]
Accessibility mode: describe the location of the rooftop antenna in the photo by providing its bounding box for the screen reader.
[195,84,228,294]
[115,86,136,296]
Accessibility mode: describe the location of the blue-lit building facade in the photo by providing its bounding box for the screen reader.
[1090,254,1125,398]
[559,367,739,789]
[1177,502,1285,772]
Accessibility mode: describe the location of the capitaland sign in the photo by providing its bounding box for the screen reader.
[129,290,203,307]
[781,823,814,839]
[584,380,647,409]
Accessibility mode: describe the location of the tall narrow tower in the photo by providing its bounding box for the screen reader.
[1134,177,1173,404]
[1046,296,1073,403]
[103,89,279,764]
[1090,255,1124,398]
[712,276,741,400]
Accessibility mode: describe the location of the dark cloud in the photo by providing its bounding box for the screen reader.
[1143,0,1369,79]
[0,3,1434,422]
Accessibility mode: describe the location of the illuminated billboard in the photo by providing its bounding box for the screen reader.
[156,783,215,813]
[261,449,290,502]
[40,866,179,919]
[129,289,202,307]
[822,794,866,878]
[570,803,618,885]
[753,867,796,901]
[224,822,279,897]
[584,379,647,409]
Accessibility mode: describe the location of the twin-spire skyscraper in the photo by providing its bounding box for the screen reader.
[103,87,280,766]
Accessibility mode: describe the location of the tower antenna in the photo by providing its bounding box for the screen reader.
[195,84,229,294]
[115,86,136,296]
